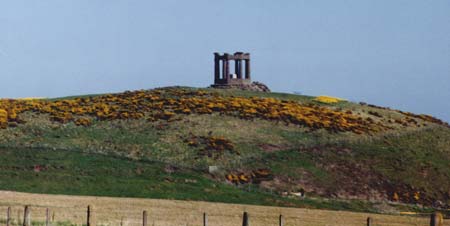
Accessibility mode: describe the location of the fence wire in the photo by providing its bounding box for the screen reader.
[0,205,447,226]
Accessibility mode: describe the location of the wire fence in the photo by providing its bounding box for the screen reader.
[0,205,447,226]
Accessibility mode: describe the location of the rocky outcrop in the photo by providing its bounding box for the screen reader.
[211,81,271,92]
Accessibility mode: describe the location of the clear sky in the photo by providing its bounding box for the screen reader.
[1,1,449,122]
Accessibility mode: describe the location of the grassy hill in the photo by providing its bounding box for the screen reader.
[0,87,449,214]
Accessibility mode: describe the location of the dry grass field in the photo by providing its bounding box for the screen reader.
[0,191,447,226]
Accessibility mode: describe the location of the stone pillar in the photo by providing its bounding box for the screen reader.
[225,60,230,82]
[245,59,250,79]
[235,59,239,79]
[222,59,226,81]
[214,53,220,83]
[223,55,230,83]
[236,60,243,79]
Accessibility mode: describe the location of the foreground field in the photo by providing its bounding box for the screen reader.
[0,191,446,226]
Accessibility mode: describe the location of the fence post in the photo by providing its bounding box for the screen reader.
[46,208,50,226]
[203,212,208,226]
[23,205,30,226]
[87,205,95,226]
[6,207,11,226]
[143,210,148,226]
[279,215,284,226]
[367,217,372,226]
[430,212,443,226]
[18,209,22,226]
[242,212,249,226]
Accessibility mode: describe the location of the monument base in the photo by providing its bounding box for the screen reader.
[210,81,270,92]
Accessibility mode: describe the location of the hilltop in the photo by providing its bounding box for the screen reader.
[0,87,449,213]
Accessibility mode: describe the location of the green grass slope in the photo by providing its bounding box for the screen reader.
[0,87,449,213]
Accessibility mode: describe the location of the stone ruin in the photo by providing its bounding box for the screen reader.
[211,52,270,92]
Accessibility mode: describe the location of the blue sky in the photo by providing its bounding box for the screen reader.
[0,1,449,122]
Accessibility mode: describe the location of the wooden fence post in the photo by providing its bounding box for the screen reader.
[17,209,22,226]
[430,212,443,226]
[6,207,11,226]
[46,208,50,226]
[87,205,95,226]
[242,212,249,226]
[279,215,284,226]
[367,217,372,226]
[203,212,208,226]
[23,205,30,226]
[143,210,148,226]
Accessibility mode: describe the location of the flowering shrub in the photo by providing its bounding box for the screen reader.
[18,97,46,101]
[74,118,92,126]
[226,169,272,184]
[184,135,236,159]
[0,109,7,129]
[393,192,400,202]
[362,103,449,128]
[0,88,394,134]
[313,96,345,104]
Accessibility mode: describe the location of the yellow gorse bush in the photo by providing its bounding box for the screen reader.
[314,96,345,104]
[17,97,47,101]
[0,88,414,134]
[0,108,8,129]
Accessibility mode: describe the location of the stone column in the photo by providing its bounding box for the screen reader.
[223,56,230,83]
[222,60,226,81]
[225,60,230,82]
[214,53,220,83]
[235,59,239,79]
[245,59,251,79]
[236,60,243,79]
